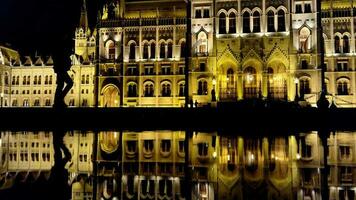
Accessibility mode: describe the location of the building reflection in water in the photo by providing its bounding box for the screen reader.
[0,131,355,200]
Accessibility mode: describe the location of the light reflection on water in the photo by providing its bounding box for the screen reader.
[0,131,355,200]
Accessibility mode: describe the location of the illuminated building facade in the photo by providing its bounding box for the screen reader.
[1,0,356,107]
[0,131,355,199]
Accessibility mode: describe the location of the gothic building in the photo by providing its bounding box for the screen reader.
[1,0,356,107]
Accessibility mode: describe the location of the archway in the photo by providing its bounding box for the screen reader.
[102,84,120,107]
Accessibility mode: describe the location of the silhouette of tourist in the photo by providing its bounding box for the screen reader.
[194,100,198,108]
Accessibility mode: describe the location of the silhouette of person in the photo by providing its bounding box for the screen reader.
[211,89,216,102]
[53,42,74,108]
[50,130,72,200]
[194,100,198,108]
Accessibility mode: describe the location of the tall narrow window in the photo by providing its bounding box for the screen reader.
[107,41,115,59]
[343,35,350,53]
[253,12,260,33]
[267,11,275,32]
[143,43,149,59]
[160,42,166,59]
[243,12,250,33]
[167,42,173,58]
[180,41,186,58]
[38,76,41,84]
[150,43,156,59]
[197,32,207,54]
[129,43,136,60]
[300,79,311,95]
[4,73,9,85]
[86,75,89,84]
[179,83,185,97]
[219,13,226,34]
[335,36,340,53]
[34,76,37,85]
[277,10,286,32]
[227,68,234,87]
[228,13,236,34]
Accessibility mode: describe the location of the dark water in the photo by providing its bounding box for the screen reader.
[0,131,355,200]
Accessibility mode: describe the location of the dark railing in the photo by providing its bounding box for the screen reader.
[243,87,259,99]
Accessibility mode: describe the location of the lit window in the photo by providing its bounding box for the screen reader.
[198,142,208,156]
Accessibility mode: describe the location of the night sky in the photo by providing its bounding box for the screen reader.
[0,0,102,56]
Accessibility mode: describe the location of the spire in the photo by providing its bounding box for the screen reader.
[79,0,88,31]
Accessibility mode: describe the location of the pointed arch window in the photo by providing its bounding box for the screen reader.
[267,11,275,32]
[38,76,41,84]
[161,83,171,97]
[335,36,341,53]
[198,80,208,95]
[243,12,250,33]
[253,12,260,33]
[337,80,349,95]
[144,82,154,97]
[150,43,156,59]
[143,43,149,59]
[86,75,89,84]
[197,32,207,54]
[228,13,236,34]
[227,68,234,87]
[160,42,166,59]
[343,35,350,53]
[300,79,311,95]
[129,43,136,60]
[180,41,186,58]
[219,13,226,34]
[167,42,173,58]
[4,73,9,85]
[107,41,115,59]
[128,83,137,97]
[277,10,286,32]
[299,27,311,53]
[34,76,37,85]
[179,82,185,97]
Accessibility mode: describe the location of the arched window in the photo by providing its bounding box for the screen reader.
[16,76,19,85]
[129,43,136,60]
[300,79,311,95]
[198,80,208,95]
[49,75,52,85]
[12,76,15,85]
[219,13,226,34]
[334,36,340,53]
[34,75,37,85]
[267,11,275,32]
[86,75,89,84]
[227,68,234,87]
[23,76,26,85]
[107,40,115,59]
[277,10,285,32]
[167,42,173,58]
[81,75,85,84]
[229,13,236,34]
[180,41,186,58]
[4,73,9,85]
[253,11,260,33]
[337,79,349,95]
[179,82,185,97]
[144,83,154,97]
[243,12,250,33]
[150,43,156,59]
[343,35,350,53]
[38,76,41,84]
[299,27,311,53]
[161,83,171,97]
[143,43,149,59]
[160,42,166,59]
[27,75,30,85]
[197,32,207,54]
[128,83,137,97]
